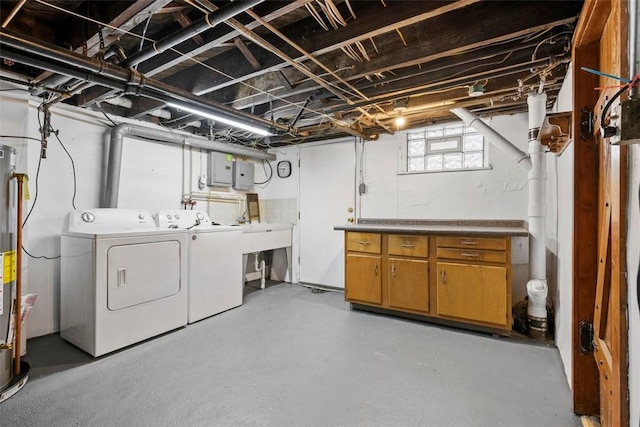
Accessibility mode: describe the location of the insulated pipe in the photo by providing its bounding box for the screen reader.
[527,93,547,280]
[451,108,532,170]
[103,123,276,208]
[124,0,264,67]
[0,31,291,134]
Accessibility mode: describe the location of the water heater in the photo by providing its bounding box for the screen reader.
[0,144,16,393]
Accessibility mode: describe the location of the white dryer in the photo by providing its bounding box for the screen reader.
[60,209,187,357]
[155,210,243,323]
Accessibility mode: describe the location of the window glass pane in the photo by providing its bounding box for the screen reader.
[463,134,484,151]
[426,155,443,170]
[443,153,462,169]
[444,125,462,135]
[464,152,483,168]
[408,139,425,156]
[429,138,459,152]
[408,157,425,171]
[407,131,424,140]
[426,128,443,137]
[464,126,479,134]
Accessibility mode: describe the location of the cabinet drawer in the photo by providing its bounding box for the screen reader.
[346,232,381,254]
[436,247,506,264]
[388,235,429,258]
[436,236,506,251]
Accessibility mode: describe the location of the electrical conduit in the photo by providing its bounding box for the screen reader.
[103,123,276,208]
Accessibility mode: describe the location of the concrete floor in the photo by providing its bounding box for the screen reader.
[1,282,580,426]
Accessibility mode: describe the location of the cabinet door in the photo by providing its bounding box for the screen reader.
[436,262,507,326]
[388,258,429,313]
[345,254,382,304]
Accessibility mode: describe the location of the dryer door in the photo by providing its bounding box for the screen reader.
[107,241,181,311]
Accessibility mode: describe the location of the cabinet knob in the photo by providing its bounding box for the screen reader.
[374,264,378,275]
[401,243,414,248]
[358,240,370,245]
[391,264,396,278]
[441,269,446,283]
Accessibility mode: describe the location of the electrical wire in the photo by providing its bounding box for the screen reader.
[50,125,77,210]
[600,73,640,131]
[253,159,273,186]
[95,101,118,127]
[33,0,353,130]
[0,135,41,142]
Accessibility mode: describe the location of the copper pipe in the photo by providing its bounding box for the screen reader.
[12,173,26,375]
[2,0,27,29]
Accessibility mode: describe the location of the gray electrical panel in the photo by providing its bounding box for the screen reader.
[233,160,254,191]
[207,152,233,186]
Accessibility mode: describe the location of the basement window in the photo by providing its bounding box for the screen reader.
[404,123,488,173]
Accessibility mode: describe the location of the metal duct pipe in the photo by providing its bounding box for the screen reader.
[124,0,264,67]
[451,108,532,170]
[103,123,276,208]
[527,93,547,281]
[0,30,291,134]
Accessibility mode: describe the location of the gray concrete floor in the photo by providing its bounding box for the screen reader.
[1,282,580,427]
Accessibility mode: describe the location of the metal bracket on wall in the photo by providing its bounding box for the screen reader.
[579,320,595,354]
[580,107,594,140]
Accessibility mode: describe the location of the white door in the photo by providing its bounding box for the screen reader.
[299,139,356,287]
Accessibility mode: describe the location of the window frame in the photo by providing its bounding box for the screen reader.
[400,122,492,174]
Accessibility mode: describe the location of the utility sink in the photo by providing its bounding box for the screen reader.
[241,222,293,283]
[241,222,293,234]
[241,223,292,252]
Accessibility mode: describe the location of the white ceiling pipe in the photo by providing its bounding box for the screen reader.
[451,107,532,170]
[104,97,133,109]
[527,92,548,281]
[149,109,172,119]
[102,123,276,208]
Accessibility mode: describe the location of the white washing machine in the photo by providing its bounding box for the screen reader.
[155,210,243,324]
[60,209,187,357]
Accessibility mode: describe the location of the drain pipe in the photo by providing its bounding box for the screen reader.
[451,108,532,170]
[103,123,276,208]
[526,92,548,338]
[452,102,550,336]
[526,93,548,280]
[254,253,266,289]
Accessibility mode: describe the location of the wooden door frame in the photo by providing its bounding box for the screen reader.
[572,0,630,422]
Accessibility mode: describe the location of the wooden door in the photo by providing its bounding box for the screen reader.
[592,126,628,426]
[388,258,429,313]
[572,0,629,423]
[345,253,382,304]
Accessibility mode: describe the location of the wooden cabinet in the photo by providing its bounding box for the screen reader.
[345,253,382,304]
[388,258,429,312]
[343,230,513,335]
[435,235,512,330]
[436,262,507,326]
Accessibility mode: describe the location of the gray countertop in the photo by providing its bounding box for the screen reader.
[334,218,529,237]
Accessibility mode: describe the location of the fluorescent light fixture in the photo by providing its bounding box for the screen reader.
[167,102,272,136]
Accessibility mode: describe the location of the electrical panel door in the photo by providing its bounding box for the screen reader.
[233,160,254,191]
[207,152,233,186]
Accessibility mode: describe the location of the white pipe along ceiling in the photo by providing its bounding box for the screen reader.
[103,123,276,209]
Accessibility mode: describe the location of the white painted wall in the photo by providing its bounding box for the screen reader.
[0,88,264,338]
[359,114,530,220]
[551,64,574,387]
